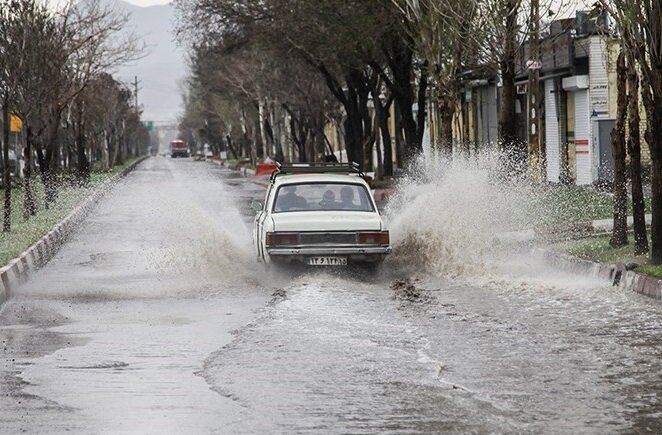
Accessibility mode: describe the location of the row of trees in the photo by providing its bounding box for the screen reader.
[174,0,549,175]
[0,0,147,233]
[602,0,662,263]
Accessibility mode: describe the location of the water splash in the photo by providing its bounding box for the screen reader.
[16,158,270,301]
[384,152,605,290]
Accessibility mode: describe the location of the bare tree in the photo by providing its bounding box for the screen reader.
[0,0,56,230]
[0,0,146,232]
[391,0,482,155]
[600,0,662,263]
[34,0,144,198]
[175,0,416,171]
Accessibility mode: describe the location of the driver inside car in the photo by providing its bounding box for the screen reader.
[277,185,308,211]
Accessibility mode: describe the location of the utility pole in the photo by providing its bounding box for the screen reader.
[527,0,541,179]
[133,76,140,112]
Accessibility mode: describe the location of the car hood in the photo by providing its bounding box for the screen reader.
[272,211,383,232]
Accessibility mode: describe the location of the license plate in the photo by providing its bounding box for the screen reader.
[305,257,347,266]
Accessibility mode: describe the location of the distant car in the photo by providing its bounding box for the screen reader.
[251,163,391,267]
[170,140,189,158]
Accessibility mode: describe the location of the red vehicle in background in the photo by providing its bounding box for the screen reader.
[170,140,189,158]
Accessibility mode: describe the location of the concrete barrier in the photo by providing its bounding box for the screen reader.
[0,156,148,305]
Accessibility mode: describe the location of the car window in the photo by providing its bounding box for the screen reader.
[273,183,373,212]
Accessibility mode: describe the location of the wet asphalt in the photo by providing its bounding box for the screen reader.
[1,157,662,434]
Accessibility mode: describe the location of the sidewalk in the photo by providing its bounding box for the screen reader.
[0,157,147,304]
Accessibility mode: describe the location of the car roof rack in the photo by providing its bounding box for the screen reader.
[270,162,364,182]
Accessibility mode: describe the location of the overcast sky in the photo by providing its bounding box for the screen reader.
[45,0,172,9]
[125,0,169,5]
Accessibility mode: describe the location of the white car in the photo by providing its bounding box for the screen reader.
[251,163,391,267]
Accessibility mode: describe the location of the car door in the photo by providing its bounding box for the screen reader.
[254,185,272,262]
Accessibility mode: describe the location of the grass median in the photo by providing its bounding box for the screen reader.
[0,157,142,266]
[554,233,662,279]
[533,184,660,279]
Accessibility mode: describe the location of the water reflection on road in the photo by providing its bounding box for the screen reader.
[203,270,662,434]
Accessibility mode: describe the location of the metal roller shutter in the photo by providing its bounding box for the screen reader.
[574,90,592,185]
[545,79,560,182]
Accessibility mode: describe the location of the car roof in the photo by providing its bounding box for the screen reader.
[273,173,369,187]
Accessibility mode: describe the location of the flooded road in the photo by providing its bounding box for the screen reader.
[2,157,662,434]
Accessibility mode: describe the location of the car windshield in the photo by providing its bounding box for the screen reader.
[273,183,374,213]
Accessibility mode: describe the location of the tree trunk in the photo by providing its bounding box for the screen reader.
[42,108,63,207]
[397,84,418,159]
[343,92,364,168]
[254,115,264,161]
[23,127,37,219]
[394,103,406,168]
[226,135,237,160]
[389,43,421,162]
[269,102,284,162]
[438,96,454,157]
[648,99,662,264]
[651,158,662,264]
[416,65,428,156]
[378,96,394,177]
[499,0,518,154]
[317,64,365,169]
[626,57,648,255]
[101,131,110,170]
[76,107,90,182]
[357,79,373,171]
[344,71,367,169]
[290,116,306,162]
[640,51,662,263]
[258,99,271,158]
[2,98,11,233]
[610,51,628,248]
[370,99,384,180]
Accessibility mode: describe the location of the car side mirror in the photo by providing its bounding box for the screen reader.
[251,200,263,212]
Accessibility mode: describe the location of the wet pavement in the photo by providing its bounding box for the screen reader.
[2,157,662,434]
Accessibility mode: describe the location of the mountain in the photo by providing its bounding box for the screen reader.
[107,0,186,124]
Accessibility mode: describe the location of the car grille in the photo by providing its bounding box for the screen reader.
[299,232,357,245]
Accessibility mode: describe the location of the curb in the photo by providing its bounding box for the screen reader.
[620,270,662,300]
[0,156,148,305]
[534,248,661,301]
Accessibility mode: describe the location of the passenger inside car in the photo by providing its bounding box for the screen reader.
[319,190,337,209]
[339,186,361,210]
